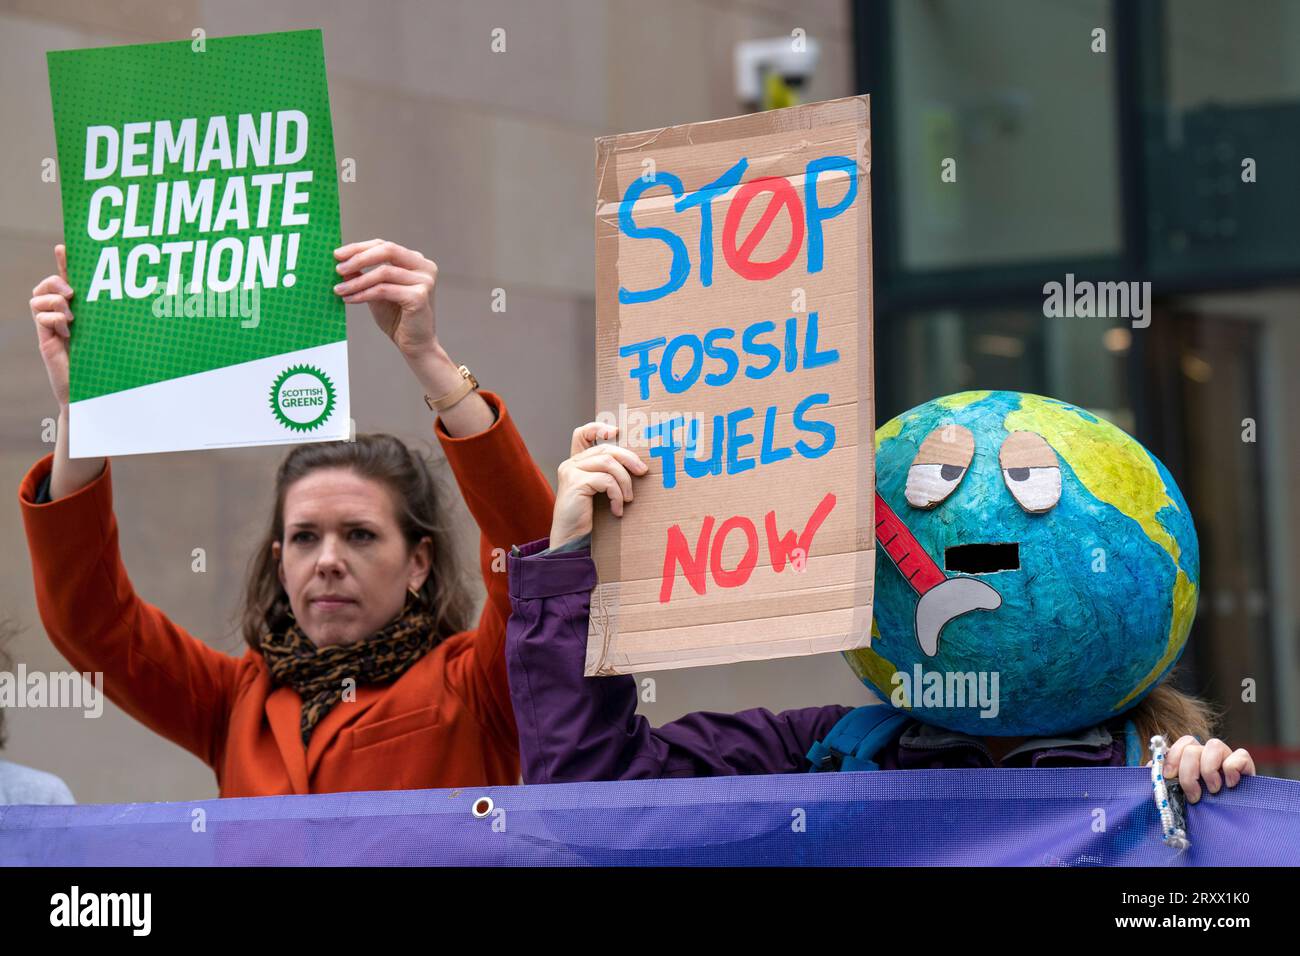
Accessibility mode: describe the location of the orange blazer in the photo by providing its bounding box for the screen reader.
[18,391,554,797]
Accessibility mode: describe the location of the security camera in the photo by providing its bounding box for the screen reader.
[735,36,821,107]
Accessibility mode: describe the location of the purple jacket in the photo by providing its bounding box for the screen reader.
[505,538,1131,784]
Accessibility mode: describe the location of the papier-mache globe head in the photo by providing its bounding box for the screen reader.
[845,390,1200,737]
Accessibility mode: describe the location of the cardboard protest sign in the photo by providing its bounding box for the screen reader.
[589,95,874,675]
[47,29,349,457]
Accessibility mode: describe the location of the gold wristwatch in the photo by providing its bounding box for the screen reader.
[424,364,479,413]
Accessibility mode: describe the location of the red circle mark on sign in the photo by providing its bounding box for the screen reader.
[721,177,805,281]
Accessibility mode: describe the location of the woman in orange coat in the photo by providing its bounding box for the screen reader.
[21,239,554,797]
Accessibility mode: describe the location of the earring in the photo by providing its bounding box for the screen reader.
[407,586,421,604]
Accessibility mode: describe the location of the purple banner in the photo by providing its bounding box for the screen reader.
[2,768,1297,866]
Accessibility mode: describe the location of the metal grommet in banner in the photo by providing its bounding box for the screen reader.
[471,796,494,818]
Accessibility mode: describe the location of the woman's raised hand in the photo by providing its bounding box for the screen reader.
[550,423,649,549]
[333,239,439,360]
[27,243,105,499]
[332,237,495,437]
[29,245,75,408]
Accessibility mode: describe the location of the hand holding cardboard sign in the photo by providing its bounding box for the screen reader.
[333,239,439,360]
[550,424,650,548]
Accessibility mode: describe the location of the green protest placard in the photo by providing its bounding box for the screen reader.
[47,29,349,457]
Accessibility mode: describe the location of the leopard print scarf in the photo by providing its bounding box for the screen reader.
[260,589,439,745]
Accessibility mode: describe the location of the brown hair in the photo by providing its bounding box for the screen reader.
[1122,678,1220,764]
[239,434,474,650]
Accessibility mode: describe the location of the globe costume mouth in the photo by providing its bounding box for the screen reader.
[944,542,1020,574]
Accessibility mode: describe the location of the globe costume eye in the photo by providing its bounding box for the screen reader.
[999,431,1061,512]
[905,424,975,508]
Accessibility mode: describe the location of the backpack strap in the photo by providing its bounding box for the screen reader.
[806,705,913,773]
[1123,719,1145,767]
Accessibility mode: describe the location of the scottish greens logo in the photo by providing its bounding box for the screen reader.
[269,364,336,432]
